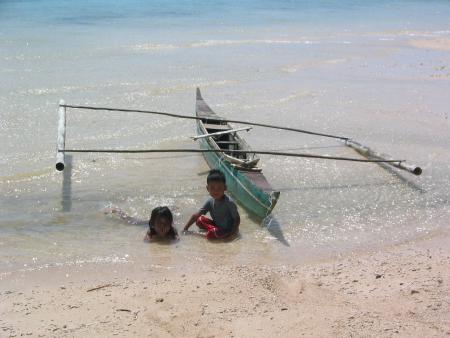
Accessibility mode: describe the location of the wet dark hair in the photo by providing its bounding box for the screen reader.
[148,206,177,239]
[149,206,173,227]
[207,169,226,184]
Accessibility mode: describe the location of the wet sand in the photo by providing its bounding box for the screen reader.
[1,231,449,337]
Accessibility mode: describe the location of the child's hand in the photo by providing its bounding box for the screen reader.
[144,231,153,242]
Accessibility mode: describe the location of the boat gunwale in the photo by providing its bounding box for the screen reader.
[196,106,258,165]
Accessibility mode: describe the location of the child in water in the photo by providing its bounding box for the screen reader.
[145,206,179,241]
[106,205,178,242]
[183,169,240,240]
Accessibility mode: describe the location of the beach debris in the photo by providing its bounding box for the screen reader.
[155,298,164,303]
[410,290,420,295]
[281,307,288,311]
[375,274,383,279]
[86,283,113,292]
[116,308,132,312]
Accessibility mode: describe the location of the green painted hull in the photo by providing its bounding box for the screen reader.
[196,123,278,219]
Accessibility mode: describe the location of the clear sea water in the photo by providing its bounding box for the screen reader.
[1,0,450,275]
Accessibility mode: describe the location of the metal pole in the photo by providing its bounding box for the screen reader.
[61,148,403,163]
[56,100,66,171]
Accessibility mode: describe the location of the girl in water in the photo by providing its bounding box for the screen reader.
[106,205,178,242]
[145,206,179,241]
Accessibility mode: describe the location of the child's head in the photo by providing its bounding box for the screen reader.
[149,206,173,237]
[206,169,226,200]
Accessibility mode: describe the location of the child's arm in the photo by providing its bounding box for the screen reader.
[105,206,147,225]
[183,212,200,231]
[184,199,211,232]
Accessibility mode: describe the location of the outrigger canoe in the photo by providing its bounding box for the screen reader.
[195,88,280,218]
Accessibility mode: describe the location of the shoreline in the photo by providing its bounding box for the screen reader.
[1,229,449,337]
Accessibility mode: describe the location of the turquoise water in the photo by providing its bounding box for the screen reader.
[1,0,450,274]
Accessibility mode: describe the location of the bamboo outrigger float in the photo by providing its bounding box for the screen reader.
[55,88,422,219]
[195,88,280,218]
[345,139,422,176]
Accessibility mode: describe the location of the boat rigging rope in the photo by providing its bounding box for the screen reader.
[61,104,349,141]
[60,149,403,164]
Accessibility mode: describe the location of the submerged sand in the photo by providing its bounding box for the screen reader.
[1,231,449,337]
[409,37,450,52]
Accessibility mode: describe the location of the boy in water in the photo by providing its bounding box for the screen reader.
[184,169,240,240]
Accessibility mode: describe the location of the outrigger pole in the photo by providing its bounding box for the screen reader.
[55,100,66,171]
[55,103,422,175]
[59,148,404,164]
[61,104,349,141]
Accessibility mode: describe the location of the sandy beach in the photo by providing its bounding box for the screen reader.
[2,230,449,338]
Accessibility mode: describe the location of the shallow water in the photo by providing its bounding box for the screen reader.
[1,0,450,274]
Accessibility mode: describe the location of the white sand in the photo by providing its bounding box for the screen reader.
[1,231,449,337]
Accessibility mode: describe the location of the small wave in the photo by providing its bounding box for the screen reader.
[122,80,239,100]
[277,91,316,103]
[16,81,151,96]
[281,58,346,73]
[127,39,319,52]
[0,167,53,184]
[0,255,131,278]
[2,54,42,62]
[188,39,316,48]
[389,30,450,38]
[433,30,450,35]
[130,43,179,51]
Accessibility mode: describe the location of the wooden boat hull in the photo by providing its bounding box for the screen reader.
[195,88,280,219]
